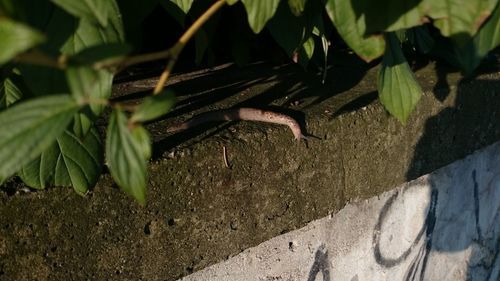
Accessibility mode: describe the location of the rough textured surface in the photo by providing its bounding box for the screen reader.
[180,142,500,281]
[0,57,499,280]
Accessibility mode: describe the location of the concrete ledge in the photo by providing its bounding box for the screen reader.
[180,142,500,281]
[0,60,499,280]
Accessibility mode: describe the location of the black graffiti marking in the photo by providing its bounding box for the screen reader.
[472,170,483,241]
[373,189,438,269]
[403,243,426,281]
[307,244,331,281]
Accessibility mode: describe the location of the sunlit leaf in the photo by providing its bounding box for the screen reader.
[350,0,424,34]
[288,0,307,16]
[348,0,498,45]
[426,0,497,44]
[106,109,150,205]
[378,33,422,124]
[131,90,176,123]
[18,127,103,195]
[297,36,314,67]
[0,95,81,181]
[325,0,385,62]
[241,0,280,33]
[454,2,500,74]
[474,2,500,57]
[0,18,45,64]
[170,0,194,13]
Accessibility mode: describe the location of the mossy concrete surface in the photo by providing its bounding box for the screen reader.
[1,58,499,280]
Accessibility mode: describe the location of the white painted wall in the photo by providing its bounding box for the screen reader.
[180,142,500,281]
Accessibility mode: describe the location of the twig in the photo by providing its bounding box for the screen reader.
[153,0,226,94]
[11,0,226,84]
[14,50,65,69]
[223,146,229,168]
[95,49,172,71]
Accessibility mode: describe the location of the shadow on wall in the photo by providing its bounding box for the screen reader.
[373,75,500,280]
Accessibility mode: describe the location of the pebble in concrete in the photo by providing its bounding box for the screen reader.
[180,142,500,281]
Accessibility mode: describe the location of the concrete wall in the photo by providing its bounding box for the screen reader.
[181,142,500,281]
[0,60,498,280]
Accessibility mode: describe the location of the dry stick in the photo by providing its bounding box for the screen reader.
[153,0,226,95]
[223,146,229,168]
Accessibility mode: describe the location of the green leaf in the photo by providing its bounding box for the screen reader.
[169,0,194,14]
[117,0,159,47]
[288,0,307,16]
[0,70,24,108]
[454,2,500,74]
[241,0,280,33]
[131,90,176,123]
[474,2,500,57]
[18,127,103,195]
[21,3,124,97]
[65,66,112,137]
[66,66,112,109]
[61,11,124,55]
[426,0,498,44]
[161,1,188,26]
[131,125,151,160]
[350,0,424,34]
[0,95,82,181]
[189,0,223,65]
[0,0,16,17]
[325,0,385,62]
[226,0,239,5]
[20,65,69,96]
[72,111,94,139]
[349,0,498,45]
[70,43,131,65]
[0,18,45,64]
[50,0,115,26]
[268,2,306,57]
[378,33,422,124]
[406,26,435,54]
[106,110,150,205]
[298,36,314,67]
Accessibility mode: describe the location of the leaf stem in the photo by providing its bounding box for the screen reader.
[12,0,226,83]
[95,49,172,71]
[14,50,66,69]
[153,0,226,94]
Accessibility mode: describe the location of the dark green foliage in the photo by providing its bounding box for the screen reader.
[0,0,498,203]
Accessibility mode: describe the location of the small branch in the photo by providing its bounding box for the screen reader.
[14,50,65,69]
[95,49,172,71]
[153,0,226,94]
[80,97,110,107]
[11,0,226,84]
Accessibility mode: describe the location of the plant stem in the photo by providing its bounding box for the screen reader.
[153,0,226,94]
[96,49,172,71]
[14,50,66,69]
[12,0,226,83]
